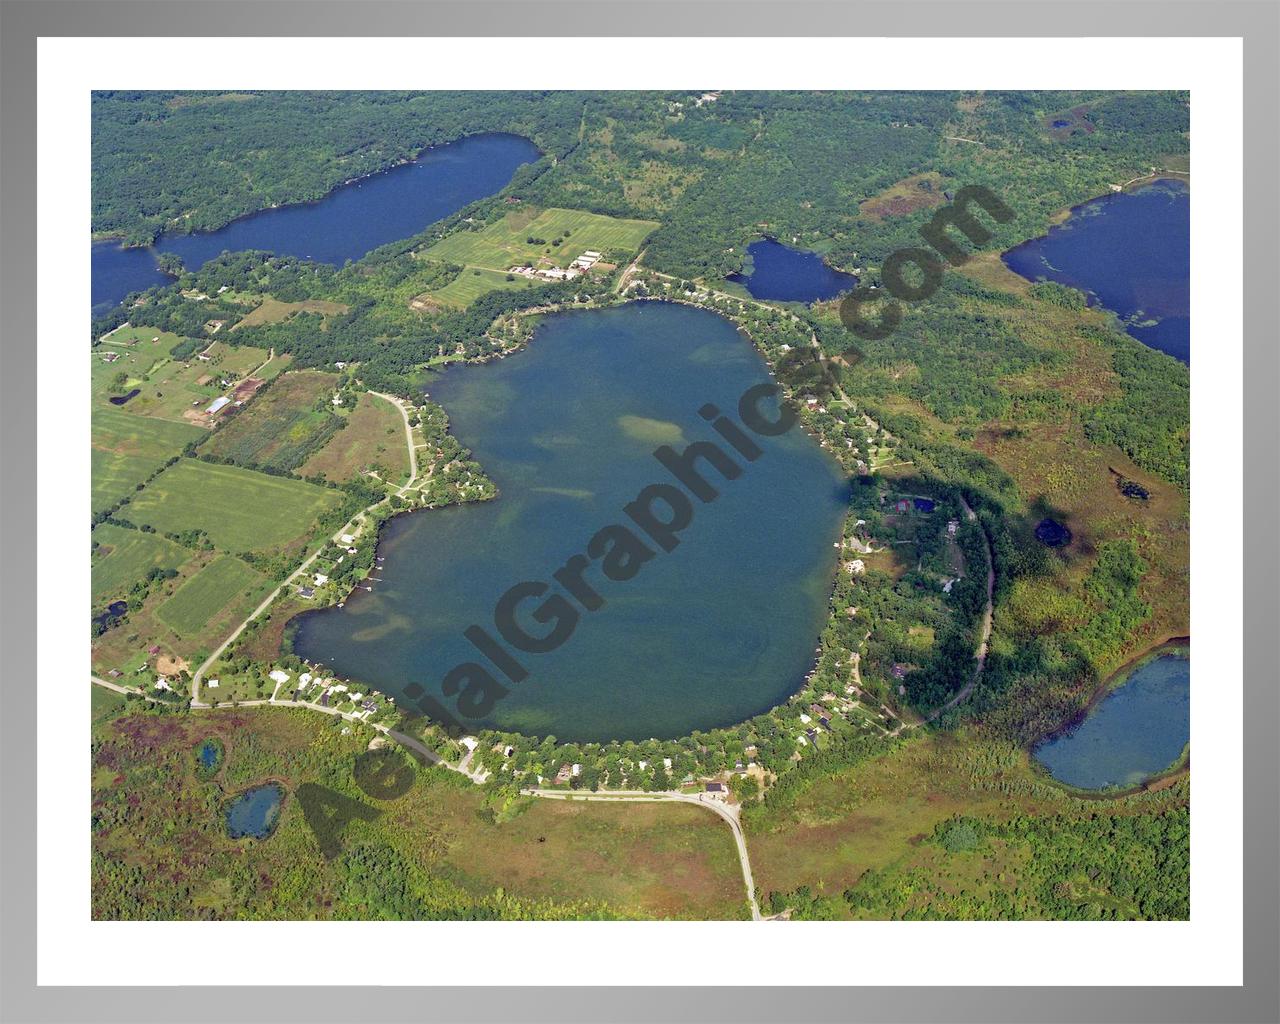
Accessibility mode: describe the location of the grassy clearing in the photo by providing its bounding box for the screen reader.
[92,523,190,602]
[156,555,268,637]
[298,392,409,485]
[203,370,339,472]
[858,172,946,221]
[231,297,349,331]
[125,459,341,554]
[438,795,750,920]
[423,206,658,271]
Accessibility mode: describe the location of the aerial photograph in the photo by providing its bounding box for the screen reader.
[89,90,1190,922]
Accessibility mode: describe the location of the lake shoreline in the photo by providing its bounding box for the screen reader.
[95,131,544,251]
[287,298,851,745]
[1026,636,1191,798]
[1045,170,1191,228]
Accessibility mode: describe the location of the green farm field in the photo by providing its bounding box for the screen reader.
[125,459,342,553]
[426,266,535,308]
[92,523,190,602]
[91,408,205,512]
[423,207,657,271]
[156,555,268,637]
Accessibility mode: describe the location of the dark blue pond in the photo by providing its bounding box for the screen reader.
[1033,653,1189,790]
[294,301,849,742]
[1002,179,1189,363]
[92,132,542,314]
[225,783,284,839]
[92,600,128,630]
[728,239,858,303]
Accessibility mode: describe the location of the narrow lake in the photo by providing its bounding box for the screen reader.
[1002,179,1190,363]
[225,783,284,840]
[1033,652,1190,790]
[293,301,849,742]
[92,132,542,313]
[728,239,858,303]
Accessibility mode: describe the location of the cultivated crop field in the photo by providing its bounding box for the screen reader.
[156,554,268,637]
[203,369,340,472]
[92,523,190,602]
[425,266,535,308]
[91,408,205,512]
[423,207,657,271]
[125,458,342,553]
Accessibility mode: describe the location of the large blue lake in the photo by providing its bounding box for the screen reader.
[92,132,541,314]
[1033,652,1190,790]
[294,301,850,742]
[728,239,858,303]
[1002,179,1190,363]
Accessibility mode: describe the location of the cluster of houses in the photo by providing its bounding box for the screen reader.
[264,667,382,718]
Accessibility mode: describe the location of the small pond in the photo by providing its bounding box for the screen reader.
[1035,518,1072,547]
[92,600,128,630]
[225,783,284,840]
[728,239,858,303]
[1033,652,1190,790]
[108,389,140,406]
[196,738,223,773]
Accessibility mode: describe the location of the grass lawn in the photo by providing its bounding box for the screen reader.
[425,267,535,308]
[92,523,190,602]
[203,369,339,472]
[125,459,342,553]
[298,392,409,485]
[156,555,268,637]
[423,206,658,272]
[97,325,185,348]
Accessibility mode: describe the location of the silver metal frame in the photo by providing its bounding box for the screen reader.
[2,2,1275,1021]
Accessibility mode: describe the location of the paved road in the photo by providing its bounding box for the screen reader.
[525,787,761,920]
[90,676,487,784]
[191,390,422,704]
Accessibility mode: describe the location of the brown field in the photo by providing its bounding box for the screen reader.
[298,392,409,484]
[412,791,751,920]
[859,172,947,221]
